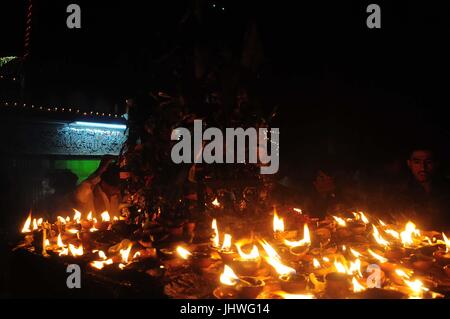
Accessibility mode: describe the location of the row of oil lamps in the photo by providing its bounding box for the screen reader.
[18,205,450,298]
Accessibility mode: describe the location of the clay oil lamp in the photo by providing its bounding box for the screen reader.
[433,233,450,265]
[407,254,435,272]
[217,264,265,299]
[260,239,297,279]
[191,249,214,271]
[279,273,308,294]
[349,212,369,235]
[284,224,311,262]
[80,211,94,230]
[314,227,331,246]
[272,208,297,242]
[235,276,265,299]
[232,243,261,276]
[324,272,351,298]
[384,245,407,260]
[94,211,112,231]
[162,245,192,269]
[333,216,352,239]
[218,234,237,263]
[216,265,240,298]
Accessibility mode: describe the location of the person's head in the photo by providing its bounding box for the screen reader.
[100,165,121,196]
[407,148,436,183]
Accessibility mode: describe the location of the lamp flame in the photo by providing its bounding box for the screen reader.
[21,213,32,233]
[333,216,347,227]
[260,239,296,276]
[221,234,232,251]
[236,244,259,260]
[273,209,285,232]
[220,265,239,286]
[284,224,311,247]
[372,225,390,247]
[211,219,220,248]
[101,211,110,222]
[176,246,192,260]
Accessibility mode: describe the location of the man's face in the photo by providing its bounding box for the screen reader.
[407,150,435,183]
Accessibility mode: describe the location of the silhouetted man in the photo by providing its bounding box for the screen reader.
[397,147,450,229]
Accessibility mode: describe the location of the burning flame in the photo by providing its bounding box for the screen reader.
[334,260,347,273]
[313,258,321,269]
[236,244,260,260]
[87,212,93,221]
[348,259,362,277]
[284,224,311,247]
[273,209,285,232]
[211,219,220,248]
[57,234,65,248]
[333,216,347,227]
[69,244,84,257]
[441,233,450,253]
[367,249,387,263]
[44,239,50,248]
[32,218,38,230]
[404,279,429,298]
[260,239,296,276]
[101,211,110,222]
[359,212,369,224]
[176,246,192,260]
[379,219,386,227]
[120,243,133,263]
[372,225,390,247]
[66,216,70,223]
[133,252,141,260]
[67,229,79,234]
[212,198,220,207]
[73,209,82,223]
[395,269,411,279]
[119,263,126,270]
[90,226,98,232]
[350,248,362,258]
[221,234,232,251]
[400,222,420,247]
[21,213,32,233]
[57,216,66,224]
[220,265,239,286]
[98,251,107,260]
[323,257,330,262]
[293,208,302,214]
[59,248,69,256]
[113,216,119,221]
[385,229,400,239]
[352,277,366,293]
[276,292,314,299]
[91,258,113,270]
[37,218,43,226]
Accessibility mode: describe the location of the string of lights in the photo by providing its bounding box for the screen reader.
[1,101,121,118]
[23,0,33,59]
[0,74,19,81]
